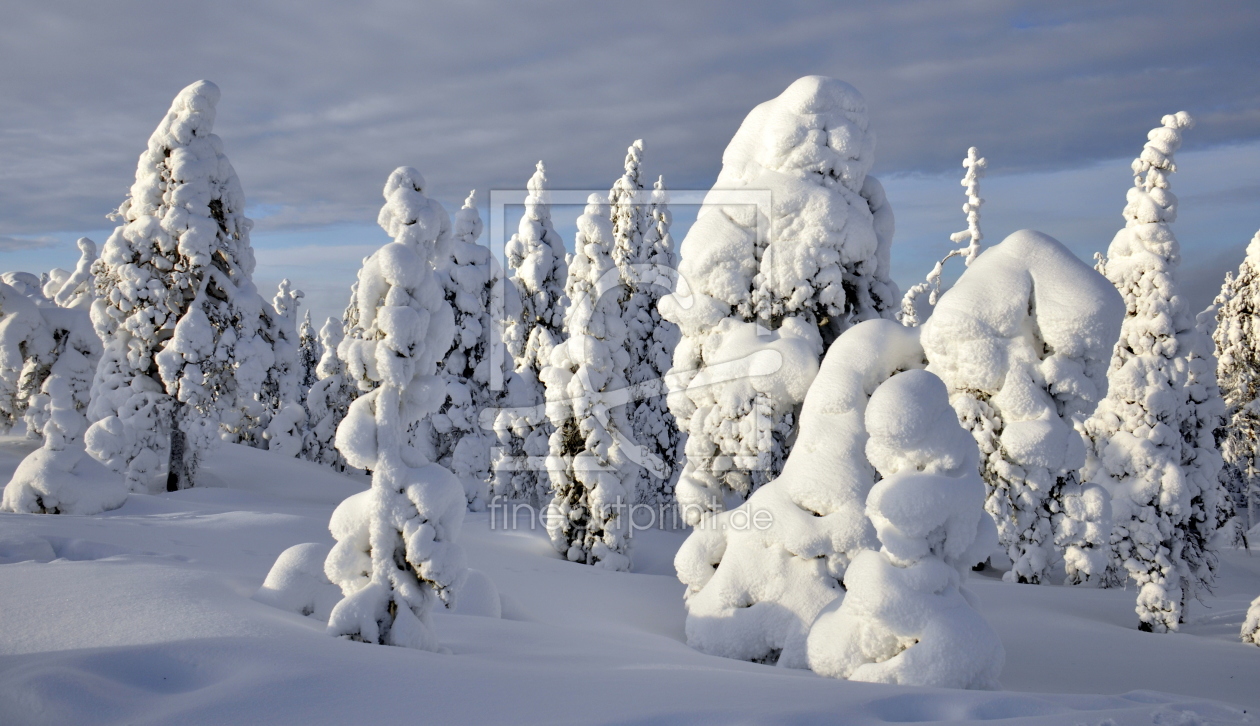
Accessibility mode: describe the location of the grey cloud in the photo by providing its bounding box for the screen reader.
[0,0,1258,241]
[0,235,58,252]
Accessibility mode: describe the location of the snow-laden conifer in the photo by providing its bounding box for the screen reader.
[921,230,1123,585]
[806,369,1002,689]
[433,191,509,509]
[497,162,567,503]
[298,310,321,394]
[609,141,682,509]
[541,194,635,570]
[1082,112,1230,632]
[85,81,258,492]
[1242,593,1260,645]
[1213,231,1260,529]
[899,147,986,327]
[660,76,898,524]
[323,167,467,650]
[301,317,357,470]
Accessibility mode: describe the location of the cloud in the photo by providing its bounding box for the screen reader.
[0,0,1257,239]
[0,235,58,252]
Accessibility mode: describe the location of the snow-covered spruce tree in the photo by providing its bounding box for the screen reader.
[660,76,898,524]
[433,191,508,509]
[323,166,467,650]
[899,147,986,327]
[1083,112,1230,632]
[675,319,925,667]
[540,194,636,570]
[609,141,682,509]
[256,280,306,455]
[1213,231,1260,529]
[298,310,321,394]
[86,80,258,492]
[0,281,54,434]
[497,162,568,504]
[805,369,1002,689]
[301,317,358,470]
[921,231,1124,585]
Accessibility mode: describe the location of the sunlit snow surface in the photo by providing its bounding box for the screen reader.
[0,437,1254,725]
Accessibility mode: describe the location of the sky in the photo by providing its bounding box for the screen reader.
[1,1,1258,325]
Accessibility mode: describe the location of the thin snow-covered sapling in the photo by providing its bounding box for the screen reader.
[805,369,1002,690]
[899,147,986,327]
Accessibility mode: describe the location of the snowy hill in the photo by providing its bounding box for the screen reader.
[0,440,1255,725]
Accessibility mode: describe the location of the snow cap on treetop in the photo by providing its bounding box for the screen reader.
[723,75,874,193]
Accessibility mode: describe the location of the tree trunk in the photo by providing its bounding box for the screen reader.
[167,403,188,492]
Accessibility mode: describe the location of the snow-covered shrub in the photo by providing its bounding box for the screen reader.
[609,141,682,509]
[497,162,567,504]
[255,542,342,620]
[805,369,1002,689]
[1083,112,1231,632]
[301,317,358,470]
[899,147,986,327]
[675,319,923,667]
[2,374,127,515]
[86,80,260,492]
[1213,230,1260,529]
[661,75,898,524]
[1242,593,1260,645]
[541,194,636,570]
[323,166,467,650]
[433,191,510,509]
[921,230,1124,585]
[43,237,98,309]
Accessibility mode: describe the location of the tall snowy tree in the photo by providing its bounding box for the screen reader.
[324,166,467,650]
[608,142,681,509]
[660,76,898,524]
[1213,230,1260,529]
[497,162,568,504]
[1082,112,1230,632]
[541,194,635,570]
[85,80,260,492]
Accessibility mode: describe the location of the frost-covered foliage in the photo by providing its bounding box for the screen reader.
[433,191,509,509]
[1213,231,1260,529]
[498,162,567,504]
[323,167,467,650]
[921,230,1124,585]
[298,310,321,394]
[541,194,635,571]
[899,147,986,327]
[609,141,682,508]
[86,80,259,492]
[2,373,127,516]
[301,318,358,470]
[43,237,98,310]
[247,280,305,456]
[661,76,897,524]
[806,369,1002,689]
[1242,593,1260,645]
[675,319,923,667]
[1083,112,1230,632]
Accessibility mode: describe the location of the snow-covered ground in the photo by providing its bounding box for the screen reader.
[0,438,1255,725]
